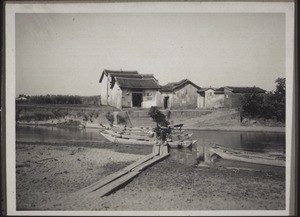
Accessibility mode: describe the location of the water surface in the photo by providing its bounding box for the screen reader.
[16,125,285,167]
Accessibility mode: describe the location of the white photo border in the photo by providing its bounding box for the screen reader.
[5,1,295,216]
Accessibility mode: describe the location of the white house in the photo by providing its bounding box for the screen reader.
[99,69,161,109]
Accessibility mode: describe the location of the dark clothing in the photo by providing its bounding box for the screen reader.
[154,125,171,142]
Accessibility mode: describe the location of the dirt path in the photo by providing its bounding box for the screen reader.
[16,143,285,211]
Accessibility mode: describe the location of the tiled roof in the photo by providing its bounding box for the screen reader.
[99,69,139,82]
[197,87,224,95]
[161,79,201,92]
[197,87,215,93]
[225,86,266,93]
[115,77,160,89]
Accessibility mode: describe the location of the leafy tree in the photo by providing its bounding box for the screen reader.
[148,106,169,127]
[240,78,285,123]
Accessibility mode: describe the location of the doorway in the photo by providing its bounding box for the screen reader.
[164,96,169,109]
[132,93,143,107]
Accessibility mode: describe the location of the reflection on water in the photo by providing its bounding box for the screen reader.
[171,130,285,166]
[189,130,285,153]
[16,126,286,166]
[16,125,107,143]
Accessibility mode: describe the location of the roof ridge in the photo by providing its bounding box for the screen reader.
[115,76,156,80]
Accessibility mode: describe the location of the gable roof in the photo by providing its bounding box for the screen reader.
[115,77,160,89]
[99,69,139,83]
[197,87,224,94]
[197,87,216,93]
[224,86,266,94]
[161,79,201,92]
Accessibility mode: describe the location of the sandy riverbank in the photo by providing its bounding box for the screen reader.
[16,142,285,211]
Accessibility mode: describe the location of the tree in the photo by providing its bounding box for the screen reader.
[148,106,169,127]
[240,87,265,117]
[240,78,285,123]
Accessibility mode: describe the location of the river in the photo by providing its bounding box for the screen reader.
[16,125,285,167]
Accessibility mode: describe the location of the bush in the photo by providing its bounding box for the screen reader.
[28,95,82,104]
[117,114,127,125]
[240,78,285,122]
[105,112,114,126]
[148,106,169,126]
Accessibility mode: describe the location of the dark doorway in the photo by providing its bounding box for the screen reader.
[132,93,143,107]
[164,96,169,109]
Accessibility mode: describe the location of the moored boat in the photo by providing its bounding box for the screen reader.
[100,131,158,146]
[104,129,154,140]
[167,139,197,149]
[210,144,285,167]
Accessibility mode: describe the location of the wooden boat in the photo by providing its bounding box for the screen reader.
[112,125,154,131]
[100,131,158,146]
[101,127,195,147]
[112,124,185,132]
[106,128,154,137]
[168,123,184,130]
[104,129,154,140]
[170,133,193,141]
[168,140,197,149]
[210,144,285,167]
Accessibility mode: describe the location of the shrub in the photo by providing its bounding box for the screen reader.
[105,112,114,126]
[240,78,285,123]
[117,114,127,125]
[148,106,169,126]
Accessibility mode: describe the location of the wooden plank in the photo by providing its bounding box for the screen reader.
[91,154,169,197]
[159,144,168,155]
[122,153,157,172]
[162,145,169,155]
[91,171,141,198]
[78,169,129,194]
[132,154,170,172]
[153,144,160,155]
[78,152,158,194]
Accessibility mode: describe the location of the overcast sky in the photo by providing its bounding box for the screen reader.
[16,13,285,96]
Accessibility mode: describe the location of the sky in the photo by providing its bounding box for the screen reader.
[15,13,285,96]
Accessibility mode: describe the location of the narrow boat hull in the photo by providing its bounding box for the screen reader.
[100,132,158,146]
[168,140,197,149]
[104,129,153,140]
[210,145,285,167]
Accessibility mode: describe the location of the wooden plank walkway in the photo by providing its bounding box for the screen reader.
[77,143,169,197]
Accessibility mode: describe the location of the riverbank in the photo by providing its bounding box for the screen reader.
[17,122,285,133]
[16,142,285,211]
[16,104,285,133]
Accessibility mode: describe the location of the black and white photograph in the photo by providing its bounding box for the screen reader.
[4,1,295,216]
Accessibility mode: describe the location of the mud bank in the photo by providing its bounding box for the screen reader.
[16,143,285,211]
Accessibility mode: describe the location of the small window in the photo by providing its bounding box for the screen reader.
[226,95,229,98]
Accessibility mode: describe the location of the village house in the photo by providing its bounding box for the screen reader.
[158,79,201,109]
[99,69,161,109]
[197,87,225,109]
[197,86,266,109]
